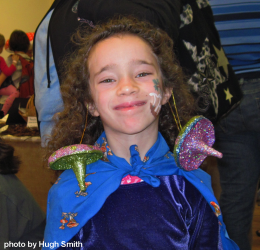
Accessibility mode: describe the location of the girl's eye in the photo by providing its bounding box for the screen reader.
[100,79,115,83]
[136,72,151,78]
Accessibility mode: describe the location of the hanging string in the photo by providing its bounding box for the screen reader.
[168,90,182,132]
[168,102,180,132]
[80,107,88,144]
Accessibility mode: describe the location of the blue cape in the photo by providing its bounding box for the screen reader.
[43,132,238,249]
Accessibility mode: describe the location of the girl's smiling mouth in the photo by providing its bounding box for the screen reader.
[114,101,147,110]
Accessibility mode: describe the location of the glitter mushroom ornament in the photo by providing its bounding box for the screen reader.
[174,116,222,171]
[48,144,103,194]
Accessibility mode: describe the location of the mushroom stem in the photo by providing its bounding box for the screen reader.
[65,154,88,192]
[72,160,86,192]
[190,140,222,159]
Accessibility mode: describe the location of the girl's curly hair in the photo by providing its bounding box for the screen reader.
[45,16,195,164]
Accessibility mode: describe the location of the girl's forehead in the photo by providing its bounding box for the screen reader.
[88,33,154,58]
[87,33,159,70]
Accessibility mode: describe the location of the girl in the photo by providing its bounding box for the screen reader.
[7,30,31,89]
[0,34,19,119]
[43,17,238,249]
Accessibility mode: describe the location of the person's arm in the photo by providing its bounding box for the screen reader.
[0,195,10,249]
[0,72,7,87]
[0,182,46,250]
[0,55,19,76]
[0,193,18,249]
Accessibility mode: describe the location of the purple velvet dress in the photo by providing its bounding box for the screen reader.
[59,175,222,250]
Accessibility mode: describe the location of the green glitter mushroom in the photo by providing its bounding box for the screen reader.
[48,144,103,192]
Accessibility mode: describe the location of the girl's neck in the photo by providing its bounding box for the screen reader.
[105,127,158,164]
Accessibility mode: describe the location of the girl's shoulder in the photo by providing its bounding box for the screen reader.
[16,52,31,61]
[160,175,206,203]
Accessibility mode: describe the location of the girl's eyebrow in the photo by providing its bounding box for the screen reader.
[129,59,155,67]
[94,63,117,77]
[94,60,155,77]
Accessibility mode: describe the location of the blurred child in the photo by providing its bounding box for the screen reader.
[43,17,238,250]
[7,30,31,89]
[0,34,20,118]
[0,138,45,249]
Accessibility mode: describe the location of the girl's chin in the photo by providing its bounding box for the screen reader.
[117,121,158,135]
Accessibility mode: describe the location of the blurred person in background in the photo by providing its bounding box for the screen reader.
[210,1,260,249]
[0,138,45,249]
[0,34,20,119]
[6,30,31,89]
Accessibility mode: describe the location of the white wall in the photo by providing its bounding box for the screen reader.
[0,0,53,60]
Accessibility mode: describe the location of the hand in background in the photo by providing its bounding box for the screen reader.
[12,54,19,62]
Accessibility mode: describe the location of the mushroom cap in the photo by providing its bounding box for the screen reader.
[67,221,79,228]
[174,116,221,171]
[60,219,68,223]
[48,144,103,170]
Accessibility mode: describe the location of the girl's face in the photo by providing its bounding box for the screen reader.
[87,34,171,137]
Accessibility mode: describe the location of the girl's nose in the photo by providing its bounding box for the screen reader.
[116,77,139,96]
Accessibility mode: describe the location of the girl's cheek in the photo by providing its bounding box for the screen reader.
[148,78,163,116]
[149,92,162,116]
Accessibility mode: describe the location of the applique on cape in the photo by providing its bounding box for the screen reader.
[59,212,79,230]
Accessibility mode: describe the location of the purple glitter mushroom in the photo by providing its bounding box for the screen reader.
[174,116,222,171]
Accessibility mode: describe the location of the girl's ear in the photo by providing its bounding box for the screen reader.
[85,102,100,117]
[162,88,172,105]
